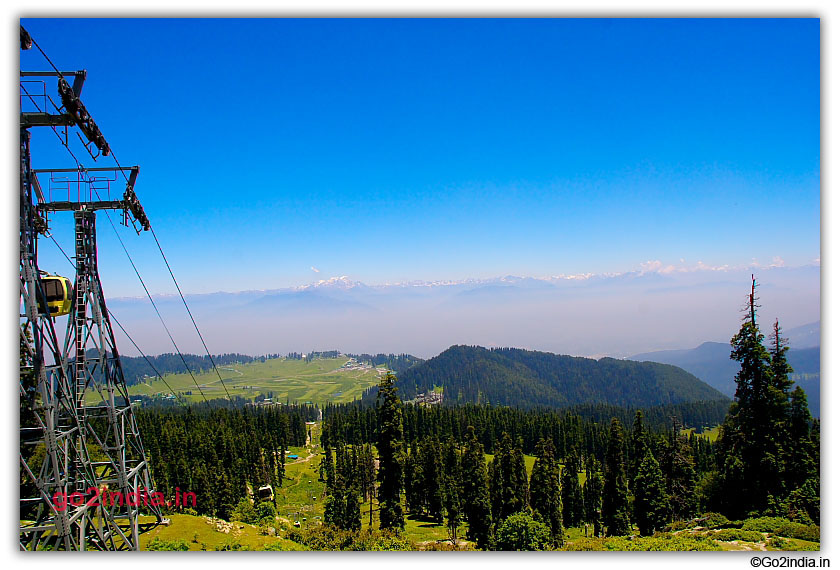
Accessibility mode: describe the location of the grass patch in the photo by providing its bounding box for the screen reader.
[139,514,307,551]
[115,356,383,406]
[709,528,765,543]
[681,426,721,442]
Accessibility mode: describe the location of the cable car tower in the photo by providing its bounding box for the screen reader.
[19,26,162,550]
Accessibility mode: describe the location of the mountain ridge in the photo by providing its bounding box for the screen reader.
[631,334,820,416]
[387,345,727,409]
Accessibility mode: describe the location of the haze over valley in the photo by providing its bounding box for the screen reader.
[107,262,819,361]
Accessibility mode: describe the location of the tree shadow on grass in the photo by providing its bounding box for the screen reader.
[407,513,443,528]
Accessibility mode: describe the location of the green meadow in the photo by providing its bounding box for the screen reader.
[115,356,383,405]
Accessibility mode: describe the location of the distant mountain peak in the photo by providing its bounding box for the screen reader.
[297,276,364,291]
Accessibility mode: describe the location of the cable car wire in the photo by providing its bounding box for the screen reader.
[26,30,222,405]
[47,232,190,408]
[148,225,234,402]
[110,150,235,403]
[101,216,209,404]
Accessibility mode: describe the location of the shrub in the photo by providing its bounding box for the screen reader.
[742,517,788,534]
[711,529,765,543]
[349,529,412,551]
[777,522,820,542]
[256,501,276,521]
[768,537,789,550]
[495,512,554,551]
[563,535,722,551]
[287,525,354,550]
[258,523,276,536]
[262,541,307,551]
[701,512,731,529]
[285,525,411,551]
[230,498,257,525]
[739,517,819,542]
[147,537,189,551]
[664,520,690,532]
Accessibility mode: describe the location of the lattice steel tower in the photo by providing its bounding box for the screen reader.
[19,26,162,551]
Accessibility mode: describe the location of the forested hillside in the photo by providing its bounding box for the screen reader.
[322,400,729,459]
[136,404,313,519]
[377,345,726,408]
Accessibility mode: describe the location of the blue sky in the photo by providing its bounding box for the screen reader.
[21,18,819,297]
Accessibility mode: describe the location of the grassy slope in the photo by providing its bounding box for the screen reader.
[139,514,307,551]
[682,425,721,442]
[112,357,382,405]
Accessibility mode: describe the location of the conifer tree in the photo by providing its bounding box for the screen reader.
[529,438,563,545]
[490,432,526,522]
[421,436,445,522]
[361,444,377,527]
[785,386,819,523]
[582,458,604,537]
[769,319,795,417]
[460,426,493,549]
[561,454,584,529]
[376,372,405,531]
[718,277,791,517]
[442,438,463,543]
[633,448,670,535]
[321,443,335,491]
[325,445,353,529]
[787,386,816,489]
[404,440,424,515]
[629,410,647,482]
[343,488,362,531]
[513,438,530,512]
[602,418,631,536]
[662,422,699,521]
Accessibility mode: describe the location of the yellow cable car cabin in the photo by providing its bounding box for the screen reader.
[38,275,73,317]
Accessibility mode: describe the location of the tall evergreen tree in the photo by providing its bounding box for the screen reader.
[461,426,493,549]
[787,386,816,489]
[582,457,604,537]
[633,448,670,535]
[490,432,527,522]
[513,438,530,513]
[662,421,699,521]
[442,438,463,543]
[718,277,791,517]
[602,418,631,536]
[561,454,584,529]
[321,443,336,490]
[404,440,424,515]
[377,372,405,531]
[325,444,361,531]
[529,438,563,546]
[421,436,445,522]
[784,386,819,523]
[629,410,648,483]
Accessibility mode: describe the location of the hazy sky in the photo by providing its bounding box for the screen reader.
[21,18,819,302]
[103,264,820,359]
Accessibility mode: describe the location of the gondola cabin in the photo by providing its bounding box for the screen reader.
[38,275,72,317]
[257,484,274,502]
